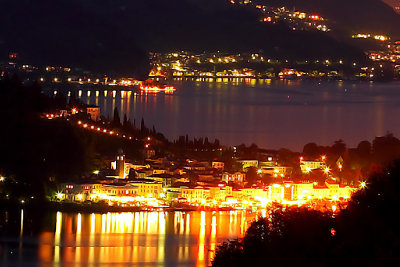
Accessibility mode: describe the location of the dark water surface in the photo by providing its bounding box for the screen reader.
[51,79,400,150]
[0,210,257,267]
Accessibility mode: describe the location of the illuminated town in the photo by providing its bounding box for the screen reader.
[2,0,400,266]
[55,146,359,213]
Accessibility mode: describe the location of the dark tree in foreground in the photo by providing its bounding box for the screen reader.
[213,161,400,267]
[213,207,332,267]
[333,161,400,266]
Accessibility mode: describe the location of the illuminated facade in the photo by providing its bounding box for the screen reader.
[222,172,245,183]
[86,106,100,121]
[239,160,259,170]
[212,161,225,170]
[60,180,163,204]
[300,160,327,173]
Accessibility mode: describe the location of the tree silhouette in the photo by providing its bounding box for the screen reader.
[113,107,121,127]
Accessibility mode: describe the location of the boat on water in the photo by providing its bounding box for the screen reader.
[140,85,176,93]
[139,80,176,93]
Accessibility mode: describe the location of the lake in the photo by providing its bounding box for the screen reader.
[0,210,259,267]
[50,79,400,150]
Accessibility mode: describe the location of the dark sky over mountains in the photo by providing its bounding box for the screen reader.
[1,0,397,77]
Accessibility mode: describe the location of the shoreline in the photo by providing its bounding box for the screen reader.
[0,200,247,214]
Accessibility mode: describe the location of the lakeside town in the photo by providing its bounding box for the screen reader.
[12,95,366,213]
[2,34,400,85]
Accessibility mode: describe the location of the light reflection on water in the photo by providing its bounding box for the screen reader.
[0,210,257,267]
[57,80,400,150]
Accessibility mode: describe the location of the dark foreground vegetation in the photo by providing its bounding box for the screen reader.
[212,162,400,266]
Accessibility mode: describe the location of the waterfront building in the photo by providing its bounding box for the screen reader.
[86,105,100,121]
[129,180,163,198]
[61,182,103,202]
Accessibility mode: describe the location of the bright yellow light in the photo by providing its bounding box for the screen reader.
[57,193,63,199]
[257,169,262,174]
[306,167,311,173]
[93,170,99,175]
[360,181,366,188]
[76,194,83,201]
[324,167,330,174]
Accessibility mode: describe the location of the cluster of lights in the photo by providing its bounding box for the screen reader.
[56,192,162,207]
[352,34,389,41]
[76,121,132,140]
[45,113,58,119]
